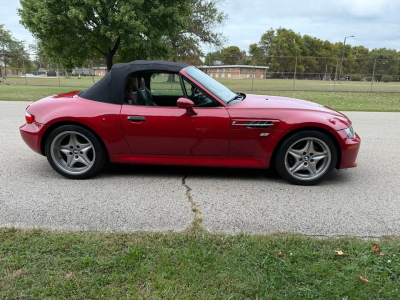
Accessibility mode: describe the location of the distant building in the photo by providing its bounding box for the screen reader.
[92,67,107,76]
[197,65,269,79]
[71,67,92,76]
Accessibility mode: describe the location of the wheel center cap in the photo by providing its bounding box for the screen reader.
[304,156,310,161]
[73,149,79,154]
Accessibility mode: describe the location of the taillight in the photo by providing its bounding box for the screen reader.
[25,111,34,124]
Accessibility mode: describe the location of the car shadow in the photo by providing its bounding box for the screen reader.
[101,163,283,182]
[102,162,356,186]
[32,157,353,186]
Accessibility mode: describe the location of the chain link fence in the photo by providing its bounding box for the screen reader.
[1,53,400,93]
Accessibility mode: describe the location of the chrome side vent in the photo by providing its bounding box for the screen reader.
[232,120,274,128]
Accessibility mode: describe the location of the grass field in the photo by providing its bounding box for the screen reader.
[4,75,400,92]
[218,78,400,93]
[1,84,399,111]
[3,75,103,88]
[1,228,399,299]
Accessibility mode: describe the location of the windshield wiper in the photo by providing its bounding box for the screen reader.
[227,92,243,104]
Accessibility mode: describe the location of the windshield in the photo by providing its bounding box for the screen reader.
[184,67,236,103]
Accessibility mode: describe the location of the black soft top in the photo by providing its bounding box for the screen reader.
[79,60,190,104]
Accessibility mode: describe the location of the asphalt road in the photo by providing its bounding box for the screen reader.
[1,101,399,237]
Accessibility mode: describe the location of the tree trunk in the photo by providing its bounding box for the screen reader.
[167,74,176,82]
[106,52,113,72]
[105,37,121,72]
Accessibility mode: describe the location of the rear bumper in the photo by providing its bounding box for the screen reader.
[337,130,361,169]
[20,122,49,155]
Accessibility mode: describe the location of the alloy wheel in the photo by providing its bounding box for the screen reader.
[50,131,95,175]
[284,137,331,181]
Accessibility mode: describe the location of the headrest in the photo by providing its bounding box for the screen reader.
[140,78,146,90]
[127,76,137,91]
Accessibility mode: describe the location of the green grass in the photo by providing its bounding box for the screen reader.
[1,228,399,299]
[5,75,400,92]
[1,81,400,111]
[4,75,103,88]
[216,77,400,93]
[0,85,81,102]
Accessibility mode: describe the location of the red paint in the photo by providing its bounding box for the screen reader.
[20,122,48,155]
[110,154,267,168]
[177,98,197,116]
[336,131,361,169]
[120,105,230,156]
[102,115,116,127]
[20,67,360,172]
[23,95,131,155]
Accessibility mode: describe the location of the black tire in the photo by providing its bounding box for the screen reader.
[45,125,106,179]
[275,130,337,185]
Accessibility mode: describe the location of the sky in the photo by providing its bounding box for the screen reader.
[2,0,400,53]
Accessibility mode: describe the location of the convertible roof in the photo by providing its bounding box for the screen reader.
[79,60,190,104]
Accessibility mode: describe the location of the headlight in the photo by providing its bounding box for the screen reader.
[344,126,355,139]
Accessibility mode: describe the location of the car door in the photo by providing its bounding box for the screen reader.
[120,74,230,156]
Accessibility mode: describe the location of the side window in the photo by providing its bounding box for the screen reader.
[182,79,193,97]
[150,73,184,96]
[124,72,220,107]
[182,78,220,108]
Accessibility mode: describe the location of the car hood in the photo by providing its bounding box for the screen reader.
[234,94,337,112]
[228,94,352,129]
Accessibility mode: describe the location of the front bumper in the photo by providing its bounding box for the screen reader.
[20,122,49,155]
[336,130,361,169]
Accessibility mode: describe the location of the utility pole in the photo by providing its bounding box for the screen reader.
[370,58,377,93]
[251,55,255,91]
[23,55,27,85]
[293,56,297,91]
[339,35,355,82]
[208,55,211,75]
[334,58,339,91]
[57,64,60,87]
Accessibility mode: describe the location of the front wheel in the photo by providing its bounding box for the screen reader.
[45,125,106,179]
[275,131,337,185]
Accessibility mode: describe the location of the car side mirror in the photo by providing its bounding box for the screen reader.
[177,98,197,116]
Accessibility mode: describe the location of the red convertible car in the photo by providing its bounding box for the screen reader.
[20,60,360,185]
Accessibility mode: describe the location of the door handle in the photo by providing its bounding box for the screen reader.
[127,116,146,122]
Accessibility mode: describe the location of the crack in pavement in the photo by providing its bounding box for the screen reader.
[182,172,204,233]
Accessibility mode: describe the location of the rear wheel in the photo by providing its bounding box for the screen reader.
[275,131,337,185]
[45,125,106,179]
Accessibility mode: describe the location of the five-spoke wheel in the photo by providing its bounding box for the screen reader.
[45,125,105,179]
[275,131,337,185]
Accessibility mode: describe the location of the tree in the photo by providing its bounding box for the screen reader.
[221,46,245,65]
[168,0,227,64]
[19,0,192,71]
[29,40,54,69]
[206,46,247,66]
[0,24,28,77]
[368,48,399,79]
[249,43,266,65]
[258,28,302,77]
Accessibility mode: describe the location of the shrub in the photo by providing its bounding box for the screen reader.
[381,75,393,83]
[350,75,361,81]
[365,76,373,82]
[271,72,282,79]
